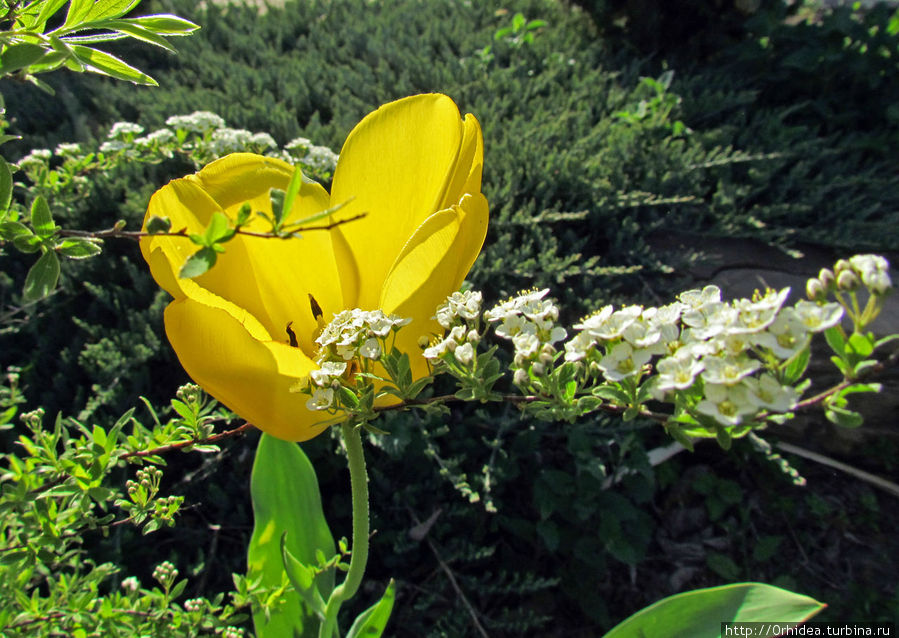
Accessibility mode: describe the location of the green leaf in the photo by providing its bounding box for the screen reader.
[825,406,864,428]
[203,211,235,244]
[36,0,71,29]
[90,20,177,52]
[783,346,810,385]
[31,196,56,238]
[346,580,396,638]
[64,0,96,27]
[247,435,335,638]
[847,332,875,358]
[603,583,825,638]
[280,166,305,222]
[129,14,201,35]
[179,247,218,279]
[83,0,141,22]
[57,238,102,259]
[12,233,43,253]
[145,215,172,234]
[0,221,32,239]
[69,44,157,85]
[824,326,846,356]
[280,534,326,617]
[23,250,60,301]
[0,43,48,75]
[0,158,12,212]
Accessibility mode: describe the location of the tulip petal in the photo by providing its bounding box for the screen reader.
[330,94,465,309]
[141,154,350,354]
[380,192,489,376]
[440,113,484,210]
[164,294,332,442]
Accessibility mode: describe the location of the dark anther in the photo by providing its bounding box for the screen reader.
[285,321,299,348]
[308,293,323,321]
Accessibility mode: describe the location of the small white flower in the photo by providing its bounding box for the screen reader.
[654,349,704,392]
[306,387,334,411]
[585,305,642,341]
[310,361,347,386]
[791,300,843,332]
[700,354,760,385]
[54,142,81,157]
[598,341,651,382]
[745,374,800,412]
[563,331,595,362]
[679,285,721,308]
[121,576,140,592]
[250,132,277,149]
[681,301,737,340]
[485,288,549,322]
[359,338,381,360]
[512,330,541,358]
[454,342,475,365]
[99,140,127,154]
[753,309,810,359]
[695,382,757,426]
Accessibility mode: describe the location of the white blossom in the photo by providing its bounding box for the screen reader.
[306,387,334,411]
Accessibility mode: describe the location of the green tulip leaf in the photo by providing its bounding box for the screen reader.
[248,435,335,638]
[346,579,396,638]
[23,250,60,301]
[604,582,825,638]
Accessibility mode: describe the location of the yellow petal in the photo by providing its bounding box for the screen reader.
[380,192,489,376]
[439,113,484,210]
[164,293,332,442]
[330,94,465,310]
[141,153,350,354]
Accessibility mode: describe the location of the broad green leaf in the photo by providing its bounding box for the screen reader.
[88,19,175,51]
[130,14,201,35]
[0,43,48,75]
[179,246,217,279]
[36,0,70,29]
[57,238,102,259]
[847,332,874,358]
[0,134,22,146]
[83,0,141,22]
[26,50,68,75]
[825,406,863,428]
[203,211,235,244]
[31,196,56,238]
[64,0,95,27]
[604,582,825,638]
[12,233,42,253]
[346,580,396,638]
[783,346,810,385]
[0,158,12,212]
[23,250,60,301]
[247,435,335,638]
[69,44,157,85]
[824,326,846,356]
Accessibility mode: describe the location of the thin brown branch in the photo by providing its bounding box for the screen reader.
[120,422,255,460]
[793,346,899,411]
[56,213,368,242]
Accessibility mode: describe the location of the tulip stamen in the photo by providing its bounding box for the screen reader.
[285,321,299,348]
[309,293,327,343]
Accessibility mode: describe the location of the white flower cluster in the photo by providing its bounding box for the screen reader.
[423,290,483,366]
[54,142,82,157]
[303,309,410,412]
[846,254,891,295]
[202,129,275,158]
[165,111,225,134]
[485,289,566,382]
[285,136,339,175]
[565,286,844,426]
[134,128,177,149]
[17,148,52,172]
[107,121,145,139]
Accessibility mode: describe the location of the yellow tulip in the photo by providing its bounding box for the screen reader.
[140,94,488,441]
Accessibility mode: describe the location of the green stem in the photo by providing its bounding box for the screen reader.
[319,420,370,638]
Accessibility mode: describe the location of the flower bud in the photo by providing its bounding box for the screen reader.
[513,353,528,367]
[467,329,480,344]
[513,369,529,386]
[834,259,851,276]
[818,268,835,290]
[417,335,430,349]
[806,278,826,301]
[531,362,545,376]
[837,269,859,291]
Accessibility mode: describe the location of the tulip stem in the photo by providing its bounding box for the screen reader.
[319,420,370,638]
